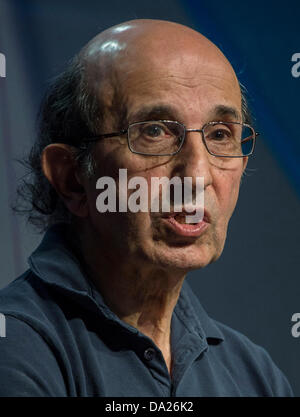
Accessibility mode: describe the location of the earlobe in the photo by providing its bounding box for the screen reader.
[41,144,89,218]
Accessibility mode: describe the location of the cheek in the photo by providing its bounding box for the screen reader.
[203,169,242,259]
[85,174,153,252]
[213,168,243,224]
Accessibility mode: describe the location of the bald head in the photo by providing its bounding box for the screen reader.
[78,19,244,133]
[82,19,238,85]
[83,19,234,71]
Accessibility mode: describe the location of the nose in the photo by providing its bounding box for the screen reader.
[171,130,213,189]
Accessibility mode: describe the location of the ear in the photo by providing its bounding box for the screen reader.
[41,143,89,218]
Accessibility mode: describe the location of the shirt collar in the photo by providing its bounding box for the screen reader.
[29,223,224,343]
[177,281,224,343]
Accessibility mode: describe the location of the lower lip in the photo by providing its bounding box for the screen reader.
[163,216,209,237]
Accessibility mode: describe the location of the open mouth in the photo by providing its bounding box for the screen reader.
[173,213,199,225]
[162,210,210,237]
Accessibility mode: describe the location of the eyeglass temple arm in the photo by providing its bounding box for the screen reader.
[242,132,260,143]
[81,129,128,143]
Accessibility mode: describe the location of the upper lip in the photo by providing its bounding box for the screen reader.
[161,208,211,223]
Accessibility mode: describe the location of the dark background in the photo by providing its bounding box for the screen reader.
[0,0,299,395]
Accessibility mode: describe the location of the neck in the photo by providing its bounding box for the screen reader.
[69,223,186,373]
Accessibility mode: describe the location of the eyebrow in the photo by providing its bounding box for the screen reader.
[209,105,241,122]
[128,104,181,124]
[127,103,241,125]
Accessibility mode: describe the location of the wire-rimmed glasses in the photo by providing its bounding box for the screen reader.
[81,120,259,157]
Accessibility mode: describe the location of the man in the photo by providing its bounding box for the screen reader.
[0,19,293,396]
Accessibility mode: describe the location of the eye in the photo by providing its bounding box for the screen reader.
[141,123,168,139]
[208,126,232,141]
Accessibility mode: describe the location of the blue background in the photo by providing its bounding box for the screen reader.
[0,0,299,395]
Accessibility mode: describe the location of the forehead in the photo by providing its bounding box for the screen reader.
[114,48,241,125]
[86,24,242,126]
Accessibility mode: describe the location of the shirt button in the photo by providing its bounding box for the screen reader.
[144,347,155,361]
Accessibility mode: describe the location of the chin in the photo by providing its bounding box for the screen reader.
[145,240,219,272]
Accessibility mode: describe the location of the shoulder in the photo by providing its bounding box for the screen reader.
[183,282,294,396]
[0,272,70,396]
[0,270,59,330]
[0,313,67,396]
[213,319,293,396]
[0,270,75,397]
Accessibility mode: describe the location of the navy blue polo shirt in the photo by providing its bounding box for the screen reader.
[0,224,293,396]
